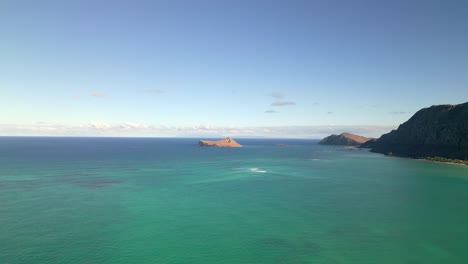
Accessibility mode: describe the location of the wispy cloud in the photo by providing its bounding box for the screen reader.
[0,123,396,138]
[388,111,408,114]
[120,122,149,129]
[143,89,164,94]
[327,111,333,114]
[91,92,106,97]
[264,110,279,114]
[268,92,285,99]
[271,101,296,106]
[86,122,111,129]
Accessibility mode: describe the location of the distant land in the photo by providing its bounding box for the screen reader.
[370,102,468,161]
[319,133,372,146]
[199,137,242,147]
[321,102,468,165]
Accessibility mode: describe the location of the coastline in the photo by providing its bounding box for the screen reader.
[421,157,468,166]
[363,148,468,166]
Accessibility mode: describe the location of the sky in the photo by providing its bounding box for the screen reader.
[1,0,467,138]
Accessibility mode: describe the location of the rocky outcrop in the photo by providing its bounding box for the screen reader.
[359,138,378,148]
[319,133,372,146]
[199,137,242,147]
[370,102,468,160]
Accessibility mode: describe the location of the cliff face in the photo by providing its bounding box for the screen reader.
[371,102,468,160]
[199,137,242,147]
[319,133,372,146]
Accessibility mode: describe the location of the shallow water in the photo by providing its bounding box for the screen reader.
[1,137,467,263]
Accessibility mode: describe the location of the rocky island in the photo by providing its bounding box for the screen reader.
[319,133,373,146]
[199,137,242,147]
[369,102,468,162]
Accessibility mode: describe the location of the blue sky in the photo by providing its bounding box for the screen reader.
[1,0,467,137]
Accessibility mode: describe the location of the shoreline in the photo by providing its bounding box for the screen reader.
[420,157,468,166]
[365,149,468,166]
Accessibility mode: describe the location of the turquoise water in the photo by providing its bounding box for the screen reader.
[1,137,468,264]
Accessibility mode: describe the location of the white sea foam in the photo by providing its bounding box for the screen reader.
[250,168,267,173]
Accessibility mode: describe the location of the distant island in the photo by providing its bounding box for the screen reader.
[321,102,468,165]
[199,137,242,147]
[319,133,373,146]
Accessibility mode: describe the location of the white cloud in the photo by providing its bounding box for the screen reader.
[271,101,296,106]
[0,123,396,138]
[121,122,149,129]
[87,122,111,129]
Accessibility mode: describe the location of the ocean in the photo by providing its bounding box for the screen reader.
[1,137,467,263]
